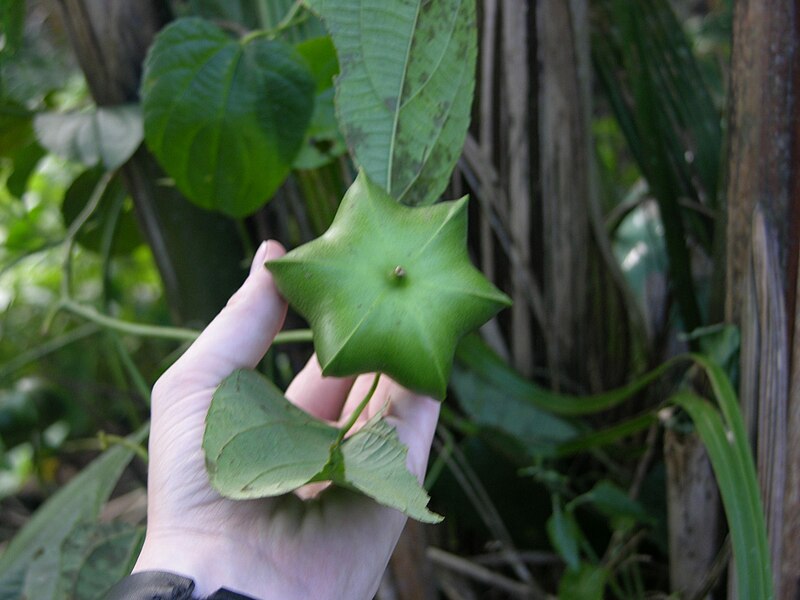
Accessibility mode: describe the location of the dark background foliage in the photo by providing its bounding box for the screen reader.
[0,0,798,598]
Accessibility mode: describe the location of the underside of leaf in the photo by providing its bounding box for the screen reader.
[204,369,440,521]
[305,0,477,206]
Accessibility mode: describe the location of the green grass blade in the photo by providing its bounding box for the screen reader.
[555,412,657,456]
[456,335,684,416]
[672,392,773,599]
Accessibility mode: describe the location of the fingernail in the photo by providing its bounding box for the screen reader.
[249,241,269,275]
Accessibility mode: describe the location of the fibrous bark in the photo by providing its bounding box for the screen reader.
[725,1,800,597]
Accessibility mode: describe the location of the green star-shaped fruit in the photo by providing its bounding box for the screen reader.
[266,171,511,399]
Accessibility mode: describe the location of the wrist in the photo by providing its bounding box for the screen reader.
[105,570,257,600]
[132,530,305,599]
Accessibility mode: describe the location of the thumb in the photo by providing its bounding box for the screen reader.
[170,241,288,385]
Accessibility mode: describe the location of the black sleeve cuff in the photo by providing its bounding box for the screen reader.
[104,571,259,599]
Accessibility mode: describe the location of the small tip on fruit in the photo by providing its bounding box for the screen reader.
[393,265,406,279]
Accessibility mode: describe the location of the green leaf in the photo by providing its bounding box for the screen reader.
[141,17,315,217]
[16,521,144,600]
[593,0,717,331]
[0,427,147,598]
[338,416,442,523]
[555,412,657,456]
[266,171,511,399]
[183,0,262,27]
[293,36,346,169]
[558,563,608,600]
[545,496,582,571]
[0,103,34,157]
[62,168,142,256]
[450,360,579,456]
[204,369,339,499]
[6,141,46,198]
[455,334,680,416]
[33,105,143,170]
[60,521,145,600]
[4,203,50,251]
[293,87,345,169]
[296,36,339,94]
[673,387,773,600]
[0,0,25,56]
[305,0,477,206]
[204,369,440,522]
[684,323,740,380]
[21,546,61,599]
[569,480,651,529]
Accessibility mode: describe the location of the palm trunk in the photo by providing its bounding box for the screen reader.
[725,1,800,597]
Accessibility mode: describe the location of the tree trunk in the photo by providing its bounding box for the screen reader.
[786,263,800,599]
[725,1,800,597]
[501,0,535,376]
[664,429,720,598]
[56,0,247,325]
[460,0,636,390]
[536,0,590,389]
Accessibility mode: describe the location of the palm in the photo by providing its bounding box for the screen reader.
[134,241,439,599]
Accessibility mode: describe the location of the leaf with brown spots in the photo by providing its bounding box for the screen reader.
[305,0,477,206]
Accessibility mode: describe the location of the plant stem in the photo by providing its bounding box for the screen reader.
[0,322,99,381]
[109,331,152,406]
[255,0,274,29]
[244,0,306,43]
[66,428,150,462]
[98,430,149,462]
[272,0,304,34]
[60,299,200,341]
[424,428,454,490]
[61,171,113,298]
[274,329,315,344]
[0,239,63,279]
[58,299,313,345]
[335,373,381,444]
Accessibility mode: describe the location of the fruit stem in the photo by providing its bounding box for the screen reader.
[335,373,381,444]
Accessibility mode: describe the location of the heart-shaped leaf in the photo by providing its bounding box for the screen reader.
[204,369,338,498]
[305,0,477,206]
[34,105,143,170]
[266,170,511,399]
[141,17,315,216]
[204,369,441,522]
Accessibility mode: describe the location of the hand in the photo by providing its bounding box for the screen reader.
[132,240,440,599]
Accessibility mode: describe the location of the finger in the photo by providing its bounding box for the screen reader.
[168,241,288,387]
[382,383,440,483]
[337,376,440,482]
[337,373,385,429]
[285,354,355,421]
